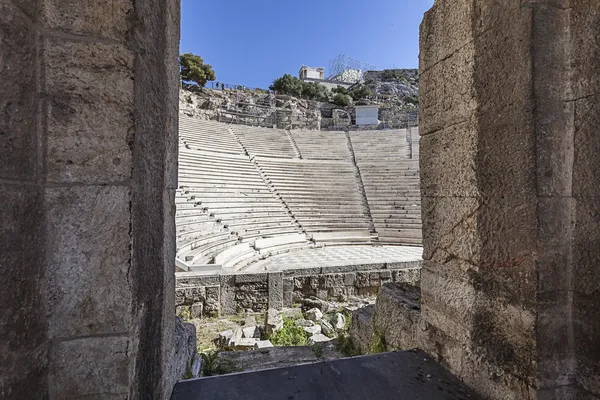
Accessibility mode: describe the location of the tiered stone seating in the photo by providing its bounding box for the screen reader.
[179,115,244,155]
[357,159,422,245]
[409,126,420,159]
[255,156,373,243]
[290,130,350,160]
[350,129,409,160]
[177,148,304,266]
[176,118,423,269]
[230,125,297,158]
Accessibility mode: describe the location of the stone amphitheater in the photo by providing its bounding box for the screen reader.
[176,117,422,271]
[175,117,424,316]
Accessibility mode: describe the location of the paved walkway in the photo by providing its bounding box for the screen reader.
[241,245,423,272]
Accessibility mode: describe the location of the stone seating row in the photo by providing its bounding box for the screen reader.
[290,130,350,160]
[179,115,244,155]
[176,119,423,268]
[255,156,372,235]
[350,130,409,160]
[230,125,297,158]
[176,150,304,265]
[357,159,422,245]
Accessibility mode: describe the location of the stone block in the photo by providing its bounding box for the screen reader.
[48,335,130,398]
[204,286,220,317]
[319,273,343,289]
[419,122,478,197]
[419,0,474,71]
[219,274,236,316]
[573,94,600,198]
[190,303,203,319]
[235,273,267,284]
[419,41,476,135]
[282,278,293,307]
[316,289,328,300]
[41,0,133,41]
[0,4,38,181]
[343,272,356,286]
[573,291,600,395]
[420,261,474,341]
[572,199,600,296]
[349,305,374,355]
[569,4,600,100]
[268,272,283,310]
[265,309,283,335]
[355,272,370,288]
[537,197,576,293]
[45,185,132,338]
[421,196,481,264]
[177,274,220,288]
[393,268,421,285]
[43,37,134,184]
[373,283,421,350]
[379,270,392,280]
[537,292,575,389]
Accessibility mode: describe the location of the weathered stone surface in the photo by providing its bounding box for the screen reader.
[172,318,197,382]
[349,305,375,355]
[306,308,323,322]
[319,319,335,337]
[43,38,134,184]
[303,325,322,336]
[41,0,133,40]
[0,4,38,181]
[48,335,130,398]
[242,326,259,339]
[45,185,132,338]
[254,340,274,350]
[268,272,283,310]
[265,309,283,335]
[373,283,421,351]
[0,182,47,398]
[294,319,315,328]
[331,313,346,331]
[308,333,332,345]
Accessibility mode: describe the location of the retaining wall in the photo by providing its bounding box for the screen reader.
[175,261,422,318]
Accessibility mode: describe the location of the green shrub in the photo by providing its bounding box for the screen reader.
[350,84,372,101]
[200,351,240,377]
[270,317,308,346]
[332,86,350,96]
[335,333,361,357]
[302,81,330,102]
[332,93,352,107]
[370,333,387,354]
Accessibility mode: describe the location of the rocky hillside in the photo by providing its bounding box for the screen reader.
[363,69,419,107]
[179,69,418,131]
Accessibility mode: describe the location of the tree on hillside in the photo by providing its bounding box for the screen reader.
[179,53,216,87]
[269,74,304,97]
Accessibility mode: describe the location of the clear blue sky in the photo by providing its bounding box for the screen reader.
[180,0,434,89]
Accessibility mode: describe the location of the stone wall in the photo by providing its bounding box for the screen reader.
[419,1,600,399]
[176,262,421,318]
[0,1,182,398]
